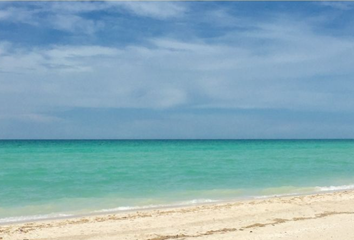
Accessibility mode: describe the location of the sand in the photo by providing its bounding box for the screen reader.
[2,190,354,240]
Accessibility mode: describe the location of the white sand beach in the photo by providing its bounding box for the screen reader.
[2,190,354,240]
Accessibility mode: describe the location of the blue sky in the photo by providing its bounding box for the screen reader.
[0,1,354,139]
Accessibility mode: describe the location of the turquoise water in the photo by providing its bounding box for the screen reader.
[1,140,354,223]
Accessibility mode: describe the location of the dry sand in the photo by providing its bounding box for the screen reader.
[2,190,354,240]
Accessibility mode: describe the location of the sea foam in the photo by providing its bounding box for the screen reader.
[2,184,354,224]
[316,184,354,192]
[0,213,73,224]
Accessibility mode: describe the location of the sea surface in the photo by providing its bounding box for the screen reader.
[1,140,354,223]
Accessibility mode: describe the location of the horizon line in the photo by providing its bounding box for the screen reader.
[1,138,354,141]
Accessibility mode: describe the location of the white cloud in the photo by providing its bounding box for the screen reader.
[50,14,104,34]
[2,3,354,139]
[319,2,353,10]
[0,9,10,20]
[0,44,120,73]
[45,45,120,58]
[0,7,38,25]
[0,4,106,33]
[1,14,354,118]
[43,1,187,19]
[46,2,109,13]
[0,2,187,35]
[111,2,187,19]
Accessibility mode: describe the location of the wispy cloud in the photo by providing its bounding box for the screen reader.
[50,14,104,34]
[0,44,120,73]
[1,2,354,138]
[319,2,353,10]
[0,4,103,33]
[0,2,188,35]
[0,6,38,25]
[113,2,187,19]
[1,13,354,114]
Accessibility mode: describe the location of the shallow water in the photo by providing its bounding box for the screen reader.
[1,140,354,223]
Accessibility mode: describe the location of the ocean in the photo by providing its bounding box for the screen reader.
[1,140,354,223]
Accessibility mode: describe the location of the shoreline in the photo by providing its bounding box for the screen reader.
[0,188,342,226]
[2,190,354,239]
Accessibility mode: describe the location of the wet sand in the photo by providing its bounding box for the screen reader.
[2,190,354,240]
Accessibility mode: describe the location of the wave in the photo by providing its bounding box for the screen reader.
[94,198,218,213]
[316,184,354,192]
[254,184,354,199]
[2,184,354,224]
[254,192,302,199]
[0,213,73,224]
[0,199,218,224]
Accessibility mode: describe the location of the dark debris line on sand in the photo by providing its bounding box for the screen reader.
[148,211,354,240]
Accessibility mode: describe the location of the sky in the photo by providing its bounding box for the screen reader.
[0,1,354,139]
